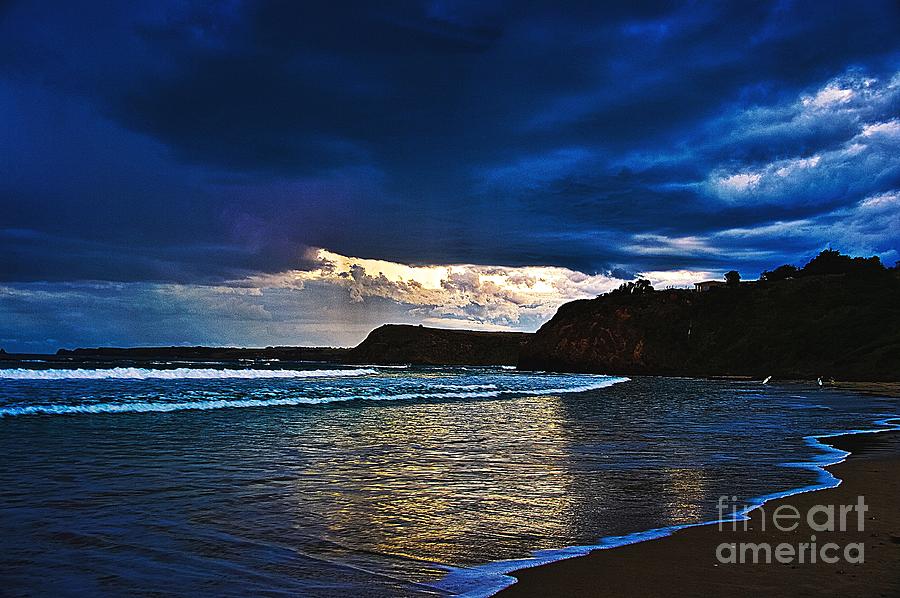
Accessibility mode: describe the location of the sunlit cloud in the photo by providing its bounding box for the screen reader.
[244,248,736,330]
[248,249,627,327]
[4,249,729,352]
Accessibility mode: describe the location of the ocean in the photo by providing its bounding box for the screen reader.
[1,363,897,597]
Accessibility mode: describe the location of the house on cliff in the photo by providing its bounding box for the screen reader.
[693,280,726,292]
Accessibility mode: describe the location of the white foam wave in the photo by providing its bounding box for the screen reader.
[0,367,378,380]
[0,389,502,417]
[0,375,629,417]
[526,377,629,395]
[432,384,498,390]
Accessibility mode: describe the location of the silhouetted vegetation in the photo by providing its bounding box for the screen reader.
[608,279,654,297]
[725,270,741,286]
[760,264,798,282]
[762,250,887,281]
[801,250,885,277]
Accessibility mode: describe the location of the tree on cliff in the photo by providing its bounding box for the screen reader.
[725,270,741,286]
[761,264,798,282]
[608,279,654,297]
[801,249,884,277]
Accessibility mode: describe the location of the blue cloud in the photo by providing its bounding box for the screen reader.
[1,0,899,346]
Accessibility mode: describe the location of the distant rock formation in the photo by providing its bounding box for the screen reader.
[54,345,351,363]
[346,324,530,365]
[45,326,530,367]
[519,267,900,381]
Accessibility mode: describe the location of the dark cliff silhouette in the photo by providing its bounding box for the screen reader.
[21,325,528,367]
[345,324,529,365]
[519,252,900,381]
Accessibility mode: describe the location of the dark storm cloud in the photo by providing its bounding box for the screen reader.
[1,0,899,286]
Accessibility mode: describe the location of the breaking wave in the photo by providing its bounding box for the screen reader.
[432,383,498,390]
[527,379,627,395]
[0,376,628,417]
[0,367,378,380]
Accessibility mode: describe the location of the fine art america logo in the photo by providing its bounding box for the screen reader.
[715,495,868,564]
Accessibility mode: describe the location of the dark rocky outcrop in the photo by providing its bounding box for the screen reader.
[345,324,530,365]
[54,346,350,363]
[42,326,530,367]
[519,271,900,381]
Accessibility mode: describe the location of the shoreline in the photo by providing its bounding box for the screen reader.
[433,412,900,598]
[486,418,900,597]
[4,353,900,386]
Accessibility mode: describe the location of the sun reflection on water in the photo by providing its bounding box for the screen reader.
[284,396,584,569]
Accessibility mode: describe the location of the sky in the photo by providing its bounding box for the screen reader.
[1,1,899,352]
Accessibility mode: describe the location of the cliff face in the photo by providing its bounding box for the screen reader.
[519,273,900,381]
[346,324,530,365]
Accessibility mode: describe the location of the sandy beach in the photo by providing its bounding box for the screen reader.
[498,429,900,597]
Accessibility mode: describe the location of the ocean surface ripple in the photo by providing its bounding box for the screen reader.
[0,364,896,597]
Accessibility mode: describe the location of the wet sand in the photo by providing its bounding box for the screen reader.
[498,430,900,597]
